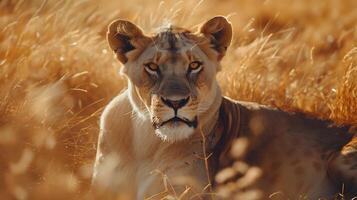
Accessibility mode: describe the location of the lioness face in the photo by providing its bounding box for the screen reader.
[107,17,232,141]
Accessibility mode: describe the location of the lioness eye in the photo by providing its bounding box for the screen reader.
[188,61,203,73]
[144,62,160,75]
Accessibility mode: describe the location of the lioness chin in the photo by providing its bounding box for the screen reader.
[92,16,357,199]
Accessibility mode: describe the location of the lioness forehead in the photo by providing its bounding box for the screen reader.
[153,26,194,52]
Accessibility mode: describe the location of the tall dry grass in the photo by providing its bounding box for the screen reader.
[0,0,356,199]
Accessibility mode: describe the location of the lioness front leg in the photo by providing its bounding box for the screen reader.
[138,156,211,199]
[92,140,137,198]
[92,93,137,197]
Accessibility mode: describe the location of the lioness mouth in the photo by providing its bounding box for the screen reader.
[154,116,198,129]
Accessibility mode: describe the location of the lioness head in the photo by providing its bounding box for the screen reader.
[107,16,232,141]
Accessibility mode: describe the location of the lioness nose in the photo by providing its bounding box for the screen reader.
[161,97,189,110]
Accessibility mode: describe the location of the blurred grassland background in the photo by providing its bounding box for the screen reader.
[0,0,356,199]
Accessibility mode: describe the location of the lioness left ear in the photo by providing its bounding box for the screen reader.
[107,19,150,64]
[200,16,233,61]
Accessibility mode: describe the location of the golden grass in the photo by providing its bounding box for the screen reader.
[0,0,356,199]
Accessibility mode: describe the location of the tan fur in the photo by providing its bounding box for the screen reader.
[92,16,357,199]
[93,16,231,199]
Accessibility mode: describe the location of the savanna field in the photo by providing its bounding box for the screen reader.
[0,0,357,199]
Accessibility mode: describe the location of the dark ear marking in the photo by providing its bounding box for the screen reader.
[211,29,227,51]
[114,33,135,54]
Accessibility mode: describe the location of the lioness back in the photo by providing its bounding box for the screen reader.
[229,99,354,197]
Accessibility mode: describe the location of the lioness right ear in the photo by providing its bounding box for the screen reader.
[200,16,233,61]
[107,19,150,63]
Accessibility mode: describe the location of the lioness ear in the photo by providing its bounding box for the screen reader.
[200,16,233,60]
[107,19,150,63]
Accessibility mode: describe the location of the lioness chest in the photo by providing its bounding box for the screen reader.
[93,91,209,199]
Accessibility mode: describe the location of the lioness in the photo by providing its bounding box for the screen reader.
[92,16,357,199]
